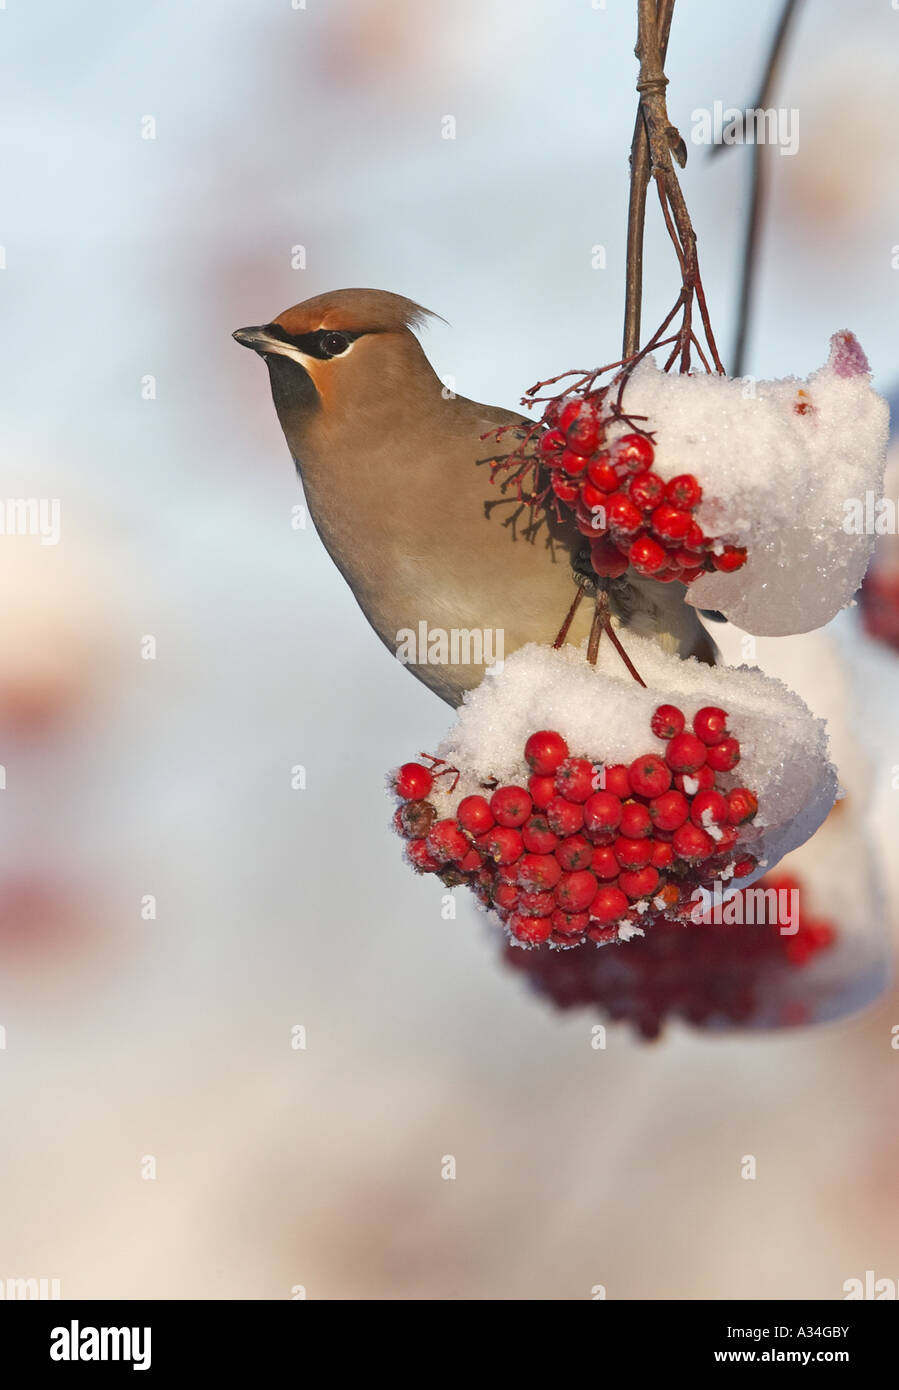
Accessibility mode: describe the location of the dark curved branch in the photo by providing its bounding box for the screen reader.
[728,0,804,376]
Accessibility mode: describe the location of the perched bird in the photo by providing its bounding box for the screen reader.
[234,288,714,705]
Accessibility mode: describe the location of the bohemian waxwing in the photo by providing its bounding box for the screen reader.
[234,288,714,705]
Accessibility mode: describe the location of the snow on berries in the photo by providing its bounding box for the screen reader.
[430,638,837,891]
[388,637,838,953]
[506,330,889,636]
[593,333,889,636]
[391,710,762,948]
[539,400,740,587]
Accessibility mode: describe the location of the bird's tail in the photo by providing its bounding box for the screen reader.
[608,572,718,666]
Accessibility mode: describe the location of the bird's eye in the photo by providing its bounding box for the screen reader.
[320,331,350,357]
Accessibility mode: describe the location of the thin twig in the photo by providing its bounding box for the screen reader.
[604,619,648,686]
[553,584,587,648]
[586,590,612,666]
[586,603,605,666]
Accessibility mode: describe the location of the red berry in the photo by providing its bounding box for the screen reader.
[557,399,583,432]
[655,882,681,909]
[692,706,729,745]
[628,753,672,798]
[620,801,652,838]
[590,537,629,577]
[509,913,552,945]
[518,889,556,917]
[650,504,691,543]
[560,448,590,477]
[648,788,689,831]
[603,764,631,798]
[613,433,654,472]
[492,881,520,911]
[566,412,601,456]
[394,762,434,799]
[619,866,660,900]
[672,822,715,862]
[674,765,716,794]
[490,784,533,828]
[528,774,556,809]
[581,481,610,514]
[628,470,665,510]
[518,853,562,892]
[670,547,701,571]
[591,845,620,880]
[522,814,559,854]
[651,839,674,870]
[713,824,740,854]
[606,492,643,534]
[551,908,590,936]
[554,757,597,803]
[689,789,729,829]
[712,546,747,573]
[457,795,494,835]
[555,869,598,913]
[613,835,654,870]
[727,788,758,825]
[555,835,593,871]
[732,855,758,878]
[589,885,630,924]
[539,428,566,457]
[665,733,707,774]
[545,795,585,837]
[479,826,524,865]
[583,790,623,837]
[575,501,602,537]
[552,474,579,504]
[665,474,702,509]
[427,819,470,863]
[524,729,569,776]
[407,837,442,872]
[628,535,667,575]
[684,520,706,551]
[651,704,685,740]
[706,737,741,772]
[586,924,619,944]
[587,456,618,491]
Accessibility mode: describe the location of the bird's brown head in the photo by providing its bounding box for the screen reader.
[233,289,443,440]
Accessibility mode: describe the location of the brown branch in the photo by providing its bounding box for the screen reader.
[623,0,676,358]
[632,0,725,374]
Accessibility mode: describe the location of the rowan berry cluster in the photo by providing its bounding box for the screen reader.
[391,704,759,949]
[504,872,836,1038]
[538,397,746,583]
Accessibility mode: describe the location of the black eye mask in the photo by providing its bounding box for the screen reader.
[263,324,360,359]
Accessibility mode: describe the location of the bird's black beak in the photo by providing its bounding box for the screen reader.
[233,325,279,354]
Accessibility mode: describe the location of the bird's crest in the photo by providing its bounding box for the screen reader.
[273,288,444,338]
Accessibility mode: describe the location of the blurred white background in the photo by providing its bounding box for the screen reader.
[0,0,897,1299]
